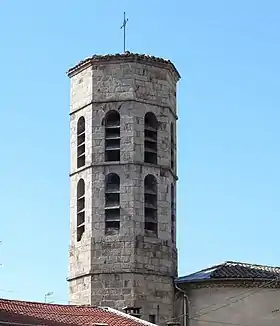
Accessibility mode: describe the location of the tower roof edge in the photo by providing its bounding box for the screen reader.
[67,52,180,81]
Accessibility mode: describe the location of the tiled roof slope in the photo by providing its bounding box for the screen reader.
[0,299,156,326]
[176,261,280,284]
[67,51,180,80]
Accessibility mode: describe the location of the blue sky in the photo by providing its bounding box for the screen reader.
[1,0,280,305]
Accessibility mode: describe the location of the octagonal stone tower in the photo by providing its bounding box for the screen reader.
[67,52,180,325]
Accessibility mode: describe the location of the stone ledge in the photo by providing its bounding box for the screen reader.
[69,98,178,120]
[67,270,177,282]
[70,161,178,180]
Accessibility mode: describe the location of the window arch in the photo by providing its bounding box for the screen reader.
[77,179,85,241]
[144,112,158,164]
[105,111,120,162]
[105,173,120,234]
[171,122,175,170]
[171,183,175,243]
[77,117,86,168]
[144,174,157,235]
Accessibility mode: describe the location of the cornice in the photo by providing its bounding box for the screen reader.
[67,52,180,82]
[177,279,280,290]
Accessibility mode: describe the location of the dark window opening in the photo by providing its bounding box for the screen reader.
[105,138,120,150]
[144,112,157,164]
[77,144,85,157]
[149,315,156,324]
[77,133,85,146]
[105,111,120,162]
[77,211,85,226]
[145,140,157,151]
[144,152,157,165]
[106,173,120,191]
[77,179,85,242]
[105,208,120,220]
[171,183,175,243]
[77,117,86,168]
[105,111,120,127]
[105,193,120,208]
[77,225,85,242]
[105,221,120,235]
[144,175,157,236]
[105,150,120,162]
[77,156,85,168]
[145,222,157,233]
[145,194,157,209]
[105,127,120,139]
[171,123,175,170]
[105,173,120,235]
[145,129,157,141]
[77,197,85,212]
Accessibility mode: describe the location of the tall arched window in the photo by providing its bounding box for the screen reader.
[171,123,175,170]
[171,183,175,243]
[105,173,120,235]
[105,111,120,162]
[144,112,157,164]
[144,174,157,236]
[77,179,85,241]
[77,117,85,168]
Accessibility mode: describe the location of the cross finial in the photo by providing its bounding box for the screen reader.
[120,12,128,53]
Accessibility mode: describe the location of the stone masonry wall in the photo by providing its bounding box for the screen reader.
[89,61,177,110]
[90,273,175,324]
[69,62,177,114]
[68,57,179,325]
[70,66,92,113]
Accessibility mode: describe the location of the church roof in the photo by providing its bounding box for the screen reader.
[67,51,180,80]
[176,261,280,284]
[0,298,157,326]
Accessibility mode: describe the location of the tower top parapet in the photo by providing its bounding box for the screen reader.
[67,51,180,81]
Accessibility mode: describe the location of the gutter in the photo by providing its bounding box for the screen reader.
[175,277,277,284]
[175,284,190,326]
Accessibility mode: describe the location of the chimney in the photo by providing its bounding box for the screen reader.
[166,322,180,326]
[123,306,142,318]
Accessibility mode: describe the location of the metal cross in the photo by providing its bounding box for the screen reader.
[120,12,128,53]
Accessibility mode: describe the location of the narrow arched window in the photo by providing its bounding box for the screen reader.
[77,117,86,168]
[144,175,157,236]
[105,111,120,162]
[77,179,85,241]
[144,112,157,164]
[171,123,175,170]
[105,173,120,235]
[171,183,175,243]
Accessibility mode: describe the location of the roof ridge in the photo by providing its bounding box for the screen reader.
[225,261,280,269]
[190,262,226,274]
[0,298,100,309]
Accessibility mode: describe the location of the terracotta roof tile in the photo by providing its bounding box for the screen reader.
[0,299,156,326]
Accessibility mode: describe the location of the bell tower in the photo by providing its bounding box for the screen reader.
[67,53,180,325]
